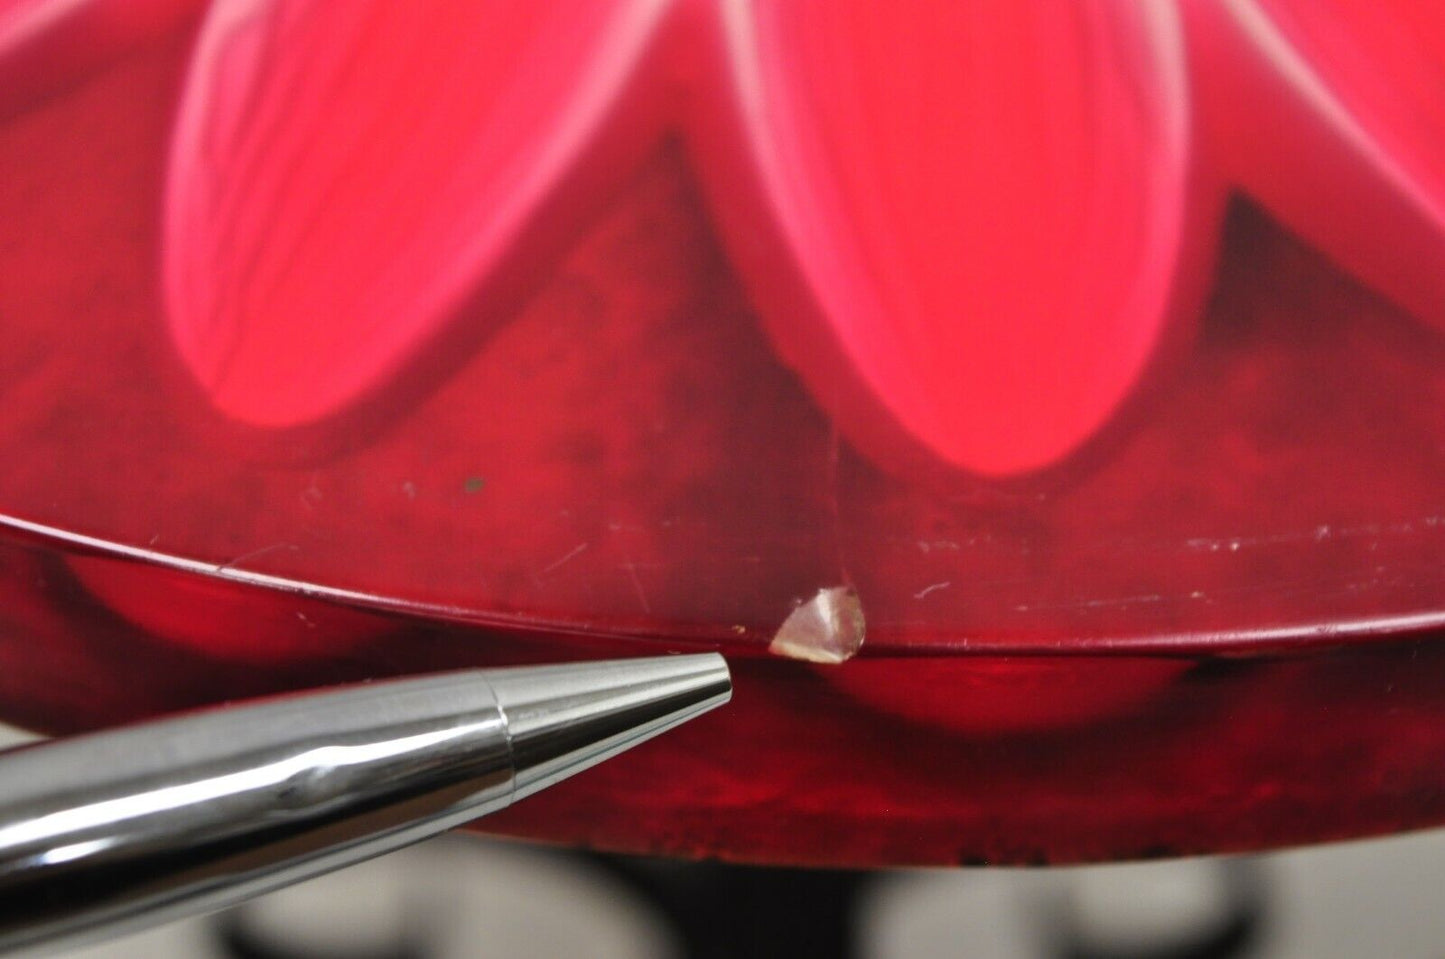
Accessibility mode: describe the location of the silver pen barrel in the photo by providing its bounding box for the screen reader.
[0,653,731,955]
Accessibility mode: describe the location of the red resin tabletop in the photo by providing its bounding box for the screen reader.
[0,0,1444,866]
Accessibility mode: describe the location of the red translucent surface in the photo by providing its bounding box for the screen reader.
[8,543,1445,867]
[0,3,1444,866]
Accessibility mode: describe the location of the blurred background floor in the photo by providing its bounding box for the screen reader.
[8,722,1445,959]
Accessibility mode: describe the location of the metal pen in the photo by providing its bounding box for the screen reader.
[0,653,731,955]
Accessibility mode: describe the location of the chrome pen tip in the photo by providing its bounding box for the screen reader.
[485,653,732,801]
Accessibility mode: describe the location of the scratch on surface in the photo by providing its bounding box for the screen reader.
[299,471,323,510]
[539,542,589,577]
[216,543,299,572]
[822,427,853,586]
[1012,592,1165,613]
[769,586,865,664]
[619,548,652,614]
[913,581,951,600]
[1183,514,1445,554]
[1074,593,1164,610]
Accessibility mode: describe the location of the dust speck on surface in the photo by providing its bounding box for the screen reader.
[463,476,486,494]
[768,586,865,664]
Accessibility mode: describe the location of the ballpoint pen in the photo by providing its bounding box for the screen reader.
[0,652,731,955]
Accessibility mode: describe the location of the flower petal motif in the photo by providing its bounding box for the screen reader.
[0,0,201,117]
[692,0,1208,476]
[1189,1,1445,328]
[164,0,670,427]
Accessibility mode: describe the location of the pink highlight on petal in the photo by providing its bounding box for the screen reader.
[1190,1,1445,328]
[692,1,1209,477]
[165,0,671,427]
[0,0,202,117]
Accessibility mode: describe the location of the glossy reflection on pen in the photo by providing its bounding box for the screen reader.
[0,718,505,855]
